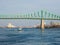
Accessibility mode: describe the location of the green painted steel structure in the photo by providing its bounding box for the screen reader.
[0,10,60,20]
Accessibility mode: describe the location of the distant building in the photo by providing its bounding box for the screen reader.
[7,23,16,28]
[54,22,60,25]
[50,21,60,25]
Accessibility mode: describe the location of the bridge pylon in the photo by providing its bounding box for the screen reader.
[41,18,44,30]
[41,10,45,31]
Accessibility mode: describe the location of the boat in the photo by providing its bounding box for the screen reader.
[18,28,22,31]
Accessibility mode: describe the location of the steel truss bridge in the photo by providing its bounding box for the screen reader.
[0,10,60,29]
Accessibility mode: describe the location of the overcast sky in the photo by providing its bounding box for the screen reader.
[0,0,60,26]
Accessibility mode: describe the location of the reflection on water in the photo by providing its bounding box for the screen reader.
[42,29,44,32]
[0,28,60,45]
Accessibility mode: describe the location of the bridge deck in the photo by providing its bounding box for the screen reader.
[0,18,60,20]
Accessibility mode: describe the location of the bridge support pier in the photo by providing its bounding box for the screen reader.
[41,19,44,31]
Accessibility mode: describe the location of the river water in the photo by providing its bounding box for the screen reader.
[0,28,60,45]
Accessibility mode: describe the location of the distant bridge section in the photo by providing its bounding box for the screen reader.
[0,10,60,20]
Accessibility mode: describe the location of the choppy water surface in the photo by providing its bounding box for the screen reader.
[0,28,60,45]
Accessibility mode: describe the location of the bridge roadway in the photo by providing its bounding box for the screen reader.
[0,18,60,20]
